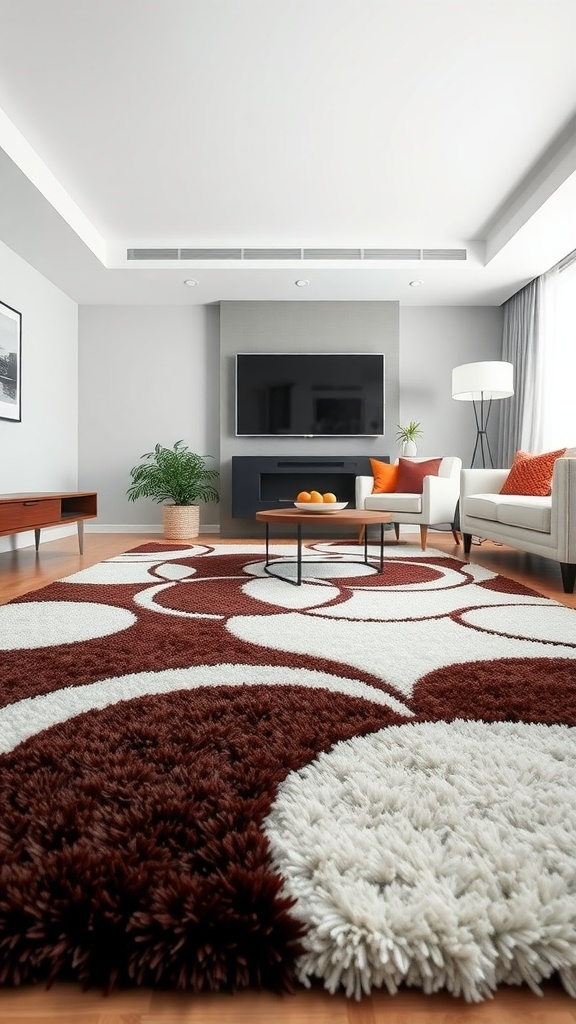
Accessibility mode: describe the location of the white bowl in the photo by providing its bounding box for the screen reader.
[293,501,349,513]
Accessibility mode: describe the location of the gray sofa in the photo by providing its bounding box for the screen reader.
[460,456,576,593]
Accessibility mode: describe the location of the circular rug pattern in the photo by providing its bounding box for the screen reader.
[264,719,576,1001]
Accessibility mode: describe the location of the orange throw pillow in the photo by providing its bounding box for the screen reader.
[370,459,399,493]
[395,457,442,494]
[500,448,566,496]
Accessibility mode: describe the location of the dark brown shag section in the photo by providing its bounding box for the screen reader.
[0,685,398,992]
[413,658,576,725]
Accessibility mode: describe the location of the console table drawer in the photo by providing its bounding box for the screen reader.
[0,499,61,532]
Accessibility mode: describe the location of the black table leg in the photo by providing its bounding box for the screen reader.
[296,524,302,585]
[380,522,384,572]
[265,522,270,565]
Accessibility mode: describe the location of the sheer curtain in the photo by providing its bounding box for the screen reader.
[498,277,543,466]
[538,257,576,450]
[498,255,576,465]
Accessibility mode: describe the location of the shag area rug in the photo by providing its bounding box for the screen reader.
[1,540,576,1001]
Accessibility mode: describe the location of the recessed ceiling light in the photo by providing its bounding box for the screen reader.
[184,279,198,287]
[409,279,423,287]
[295,279,309,287]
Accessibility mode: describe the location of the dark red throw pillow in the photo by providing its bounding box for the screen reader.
[395,457,442,494]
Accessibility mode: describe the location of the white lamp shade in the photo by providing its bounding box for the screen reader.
[452,361,514,401]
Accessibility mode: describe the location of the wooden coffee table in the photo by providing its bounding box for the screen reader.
[255,507,393,586]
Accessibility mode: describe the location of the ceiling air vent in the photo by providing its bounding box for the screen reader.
[303,248,362,260]
[242,248,302,259]
[127,248,179,260]
[126,246,469,262]
[363,248,421,260]
[179,248,242,260]
[422,248,467,261]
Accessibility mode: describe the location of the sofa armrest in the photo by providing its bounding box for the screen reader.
[355,475,374,509]
[421,473,460,522]
[461,468,509,497]
[551,457,576,562]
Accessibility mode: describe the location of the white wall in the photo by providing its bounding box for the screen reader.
[0,238,78,553]
[78,304,220,529]
[399,306,504,465]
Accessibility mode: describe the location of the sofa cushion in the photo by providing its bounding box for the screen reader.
[365,493,423,513]
[496,497,552,533]
[464,495,501,521]
[395,457,442,494]
[464,493,553,533]
[370,458,399,493]
[500,448,566,496]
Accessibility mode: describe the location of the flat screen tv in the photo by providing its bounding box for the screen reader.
[235,352,385,436]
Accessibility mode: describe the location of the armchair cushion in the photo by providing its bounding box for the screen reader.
[395,457,442,494]
[370,458,399,493]
[499,448,566,496]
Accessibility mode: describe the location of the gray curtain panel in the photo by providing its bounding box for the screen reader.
[498,277,543,467]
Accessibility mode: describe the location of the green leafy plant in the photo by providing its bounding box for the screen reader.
[395,420,423,444]
[127,440,219,506]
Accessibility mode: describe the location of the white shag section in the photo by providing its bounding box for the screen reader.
[60,562,196,585]
[0,664,411,754]
[226,609,576,697]
[243,577,342,610]
[264,720,576,1002]
[461,604,576,645]
[242,559,377,580]
[0,602,136,650]
[306,583,549,621]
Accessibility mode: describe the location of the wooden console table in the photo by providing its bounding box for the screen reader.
[0,492,98,554]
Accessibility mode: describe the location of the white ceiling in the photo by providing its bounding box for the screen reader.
[1,0,576,306]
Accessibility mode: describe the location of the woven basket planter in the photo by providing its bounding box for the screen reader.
[162,504,200,540]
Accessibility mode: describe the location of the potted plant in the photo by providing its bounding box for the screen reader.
[127,440,219,540]
[396,420,423,456]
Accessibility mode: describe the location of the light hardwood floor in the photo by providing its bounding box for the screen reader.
[0,528,575,1024]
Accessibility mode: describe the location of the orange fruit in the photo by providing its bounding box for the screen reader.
[323,492,337,503]
[309,490,323,503]
[296,490,312,502]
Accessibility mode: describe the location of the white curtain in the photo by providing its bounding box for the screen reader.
[498,257,576,464]
[537,259,576,450]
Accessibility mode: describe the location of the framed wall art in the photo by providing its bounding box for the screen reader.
[0,300,22,422]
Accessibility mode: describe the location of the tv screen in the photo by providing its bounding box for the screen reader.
[235,352,384,436]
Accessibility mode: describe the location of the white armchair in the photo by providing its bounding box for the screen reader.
[356,456,462,549]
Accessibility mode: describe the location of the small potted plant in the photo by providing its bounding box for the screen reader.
[396,420,423,456]
[127,440,219,539]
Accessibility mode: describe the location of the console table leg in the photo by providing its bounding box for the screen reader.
[380,523,384,573]
[77,521,84,554]
[34,529,41,552]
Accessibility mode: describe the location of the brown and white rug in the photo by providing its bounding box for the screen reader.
[1,540,576,1000]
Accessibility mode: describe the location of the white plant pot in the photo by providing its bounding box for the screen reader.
[401,440,418,456]
[162,504,200,539]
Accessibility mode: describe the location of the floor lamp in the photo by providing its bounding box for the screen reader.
[452,361,514,468]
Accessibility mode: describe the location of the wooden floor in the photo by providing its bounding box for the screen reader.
[0,528,575,1023]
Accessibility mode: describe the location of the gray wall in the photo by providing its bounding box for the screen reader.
[399,306,505,465]
[78,304,220,528]
[0,239,78,553]
[219,301,400,537]
[75,301,504,534]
